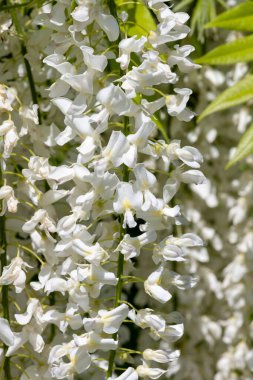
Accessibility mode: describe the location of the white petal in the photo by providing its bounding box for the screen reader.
[97,13,119,41]
[40,190,68,207]
[6,332,26,356]
[163,179,179,203]
[29,332,44,353]
[15,299,38,325]
[180,170,207,185]
[72,347,91,373]
[108,367,138,380]
[0,318,14,346]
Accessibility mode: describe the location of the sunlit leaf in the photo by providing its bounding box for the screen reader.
[173,0,194,12]
[191,0,217,40]
[195,35,253,65]
[115,0,156,38]
[198,75,253,121]
[0,0,48,12]
[226,124,253,168]
[205,1,253,31]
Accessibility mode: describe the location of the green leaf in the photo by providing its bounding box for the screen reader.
[205,1,253,32]
[195,35,253,65]
[191,0,217,41]
[173,0,194,12]
[226,124,253,168]
[0,0,49,12]
[115,0,156,38]
[198,75,253,121]
[151,114,169,143]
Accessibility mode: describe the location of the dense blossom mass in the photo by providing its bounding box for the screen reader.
[169,33,253,380]
[0,0,209,379]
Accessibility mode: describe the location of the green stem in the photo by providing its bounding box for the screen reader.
[171,198,179,311]
[107,117,130,379]
[43,179,56,343]
[108,0,118,19]
[48,293,56,343]
[167,115,180,312]
[0,168,11,380]
[0,0,35,12]
[106,3,131,376]
[106,224,125,378]
[8,4,41,124]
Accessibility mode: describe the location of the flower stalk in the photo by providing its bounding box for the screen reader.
[107,116,130,378]
[0,167,11,380]
[7,2,41,124]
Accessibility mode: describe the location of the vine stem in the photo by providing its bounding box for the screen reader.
[166,114,180,312]
[0,0,35,12]
[105,0,130,375]
[106,230,125,377]
[108,0,118,19]
[0,165,11,380]
[107,117,130,378]
[8,2,41,124]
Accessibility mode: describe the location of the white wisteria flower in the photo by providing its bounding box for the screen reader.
[0,257,32,293]
[0,185,19,214]
[0,1,206,379]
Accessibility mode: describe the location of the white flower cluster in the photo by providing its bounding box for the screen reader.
[164,4,253,377]
[0,1,205,379]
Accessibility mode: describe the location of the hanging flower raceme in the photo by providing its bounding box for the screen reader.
[0,1,205,379]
